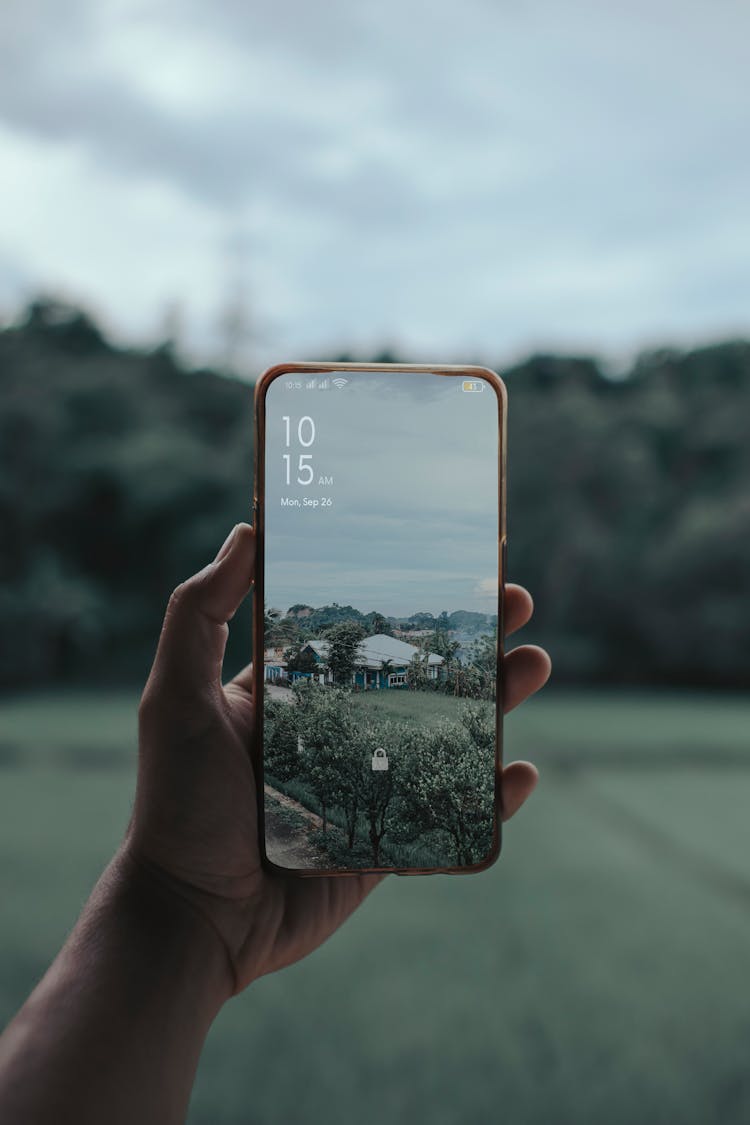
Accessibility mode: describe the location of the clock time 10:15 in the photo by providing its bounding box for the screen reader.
[280,415,334,508]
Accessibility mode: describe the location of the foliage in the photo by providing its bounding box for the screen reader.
[264,703,300,781]
[2,298,750,687]
[322,621,367,686]
[263,606,298,646]
[283,642,319,675]
[0,298,252,686]
[423,621,461,663]
[395,716,495,865]
[308,825,374,869]
[354,718,401,864]
[439,630,497,700]
[299,603,368,633]
[267,686,495,866]
[447,609,497,632]
[263,793,310,833]
[405,652,430,691]
[365,611,393,636]
[295,685,360,836]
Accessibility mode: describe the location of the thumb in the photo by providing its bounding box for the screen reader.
[149,523,255,697]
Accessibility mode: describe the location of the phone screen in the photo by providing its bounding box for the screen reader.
[260,368,502,872]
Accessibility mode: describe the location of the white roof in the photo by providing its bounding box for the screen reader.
[304,634,443,669]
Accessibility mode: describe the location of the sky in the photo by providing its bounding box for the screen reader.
[264,371,499,615]
[1,0,749,371]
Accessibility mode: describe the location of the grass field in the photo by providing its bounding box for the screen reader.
[1,688,749,1124]
[350,688,493,727]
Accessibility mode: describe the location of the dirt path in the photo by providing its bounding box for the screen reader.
[265,684,295,703]
[264,783,324,828]
[263,783,327,869]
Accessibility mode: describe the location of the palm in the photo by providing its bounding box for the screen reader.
[222,679,382,984]
[133,666,382,991]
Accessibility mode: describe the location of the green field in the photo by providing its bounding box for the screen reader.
[350,688,493,726]
[1,689,749,1124]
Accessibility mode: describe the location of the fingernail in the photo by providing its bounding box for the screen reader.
[214,525,238,562]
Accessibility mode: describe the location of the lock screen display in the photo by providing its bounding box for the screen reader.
[262,369,500,871]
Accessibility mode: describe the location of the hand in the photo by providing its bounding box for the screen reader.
[127,524,551,996]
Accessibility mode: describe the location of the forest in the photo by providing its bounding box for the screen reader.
[1,296,748,689]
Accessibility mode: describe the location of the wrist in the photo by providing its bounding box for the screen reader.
[0,847,235,1125]
[102,845,237,1011]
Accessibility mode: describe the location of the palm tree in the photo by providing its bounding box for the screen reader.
[380,658,394,688]
[264,606,282,643]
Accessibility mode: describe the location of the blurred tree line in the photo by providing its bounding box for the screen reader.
[0,299,253,687]
[1,298,748,689]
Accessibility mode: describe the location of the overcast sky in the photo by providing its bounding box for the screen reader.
[264,372,498,615]
[1,0,748,370]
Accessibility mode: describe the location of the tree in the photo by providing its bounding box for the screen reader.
[297,686,360,838]
[407,613,436,630]
[444,661,484,699]
[265,703,300,781]
[406,652,429,691]
[459,702,496,756]
[284,642,319,676]
[367,611,392,636]
[264,608,298,647]
[469,630,496,676]
[466,631,497,700]
[396,716,495,865]
[264,606,282,642]
[4,296,750,691]
[356,720,400,864]
[424,628,460,664]
[323,621,366,686]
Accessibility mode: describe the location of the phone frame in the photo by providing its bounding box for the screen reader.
[253,361,507,877]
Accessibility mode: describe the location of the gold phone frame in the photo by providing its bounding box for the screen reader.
[253,362,507,876]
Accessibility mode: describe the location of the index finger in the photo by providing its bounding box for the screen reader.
[504,583,534,637]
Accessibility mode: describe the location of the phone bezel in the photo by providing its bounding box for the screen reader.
[253,362,507,877]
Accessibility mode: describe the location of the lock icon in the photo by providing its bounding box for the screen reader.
[371,747,389,771]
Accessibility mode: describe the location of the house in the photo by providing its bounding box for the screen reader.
[298,633,444,689]
[263,646,287,683]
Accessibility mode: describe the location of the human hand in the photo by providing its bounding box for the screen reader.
[126,524,551,997]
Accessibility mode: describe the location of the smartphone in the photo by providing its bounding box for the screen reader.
[253,363,506,876]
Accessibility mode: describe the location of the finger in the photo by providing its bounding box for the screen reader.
[504,584,534,637]
[229,661,254,695]
[501,760,539,820]
[195,523,255,625]
[150,523,255,695]
[503,644,551,713]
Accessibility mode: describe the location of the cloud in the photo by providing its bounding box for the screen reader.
[263,372,499,614]
[0,0,748,363]
[474,578,498,599]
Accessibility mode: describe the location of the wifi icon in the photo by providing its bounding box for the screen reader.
[332,377,349,389]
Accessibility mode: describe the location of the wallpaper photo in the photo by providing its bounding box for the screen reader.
[262,371,500,870]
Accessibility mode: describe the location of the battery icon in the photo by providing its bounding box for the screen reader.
[462,380,485,393]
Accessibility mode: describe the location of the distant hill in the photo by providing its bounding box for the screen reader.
[272,605,497,639]
[292,605,369,632]
[447,610,497,633]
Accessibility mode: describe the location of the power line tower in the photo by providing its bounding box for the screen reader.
[217,229,254,378]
